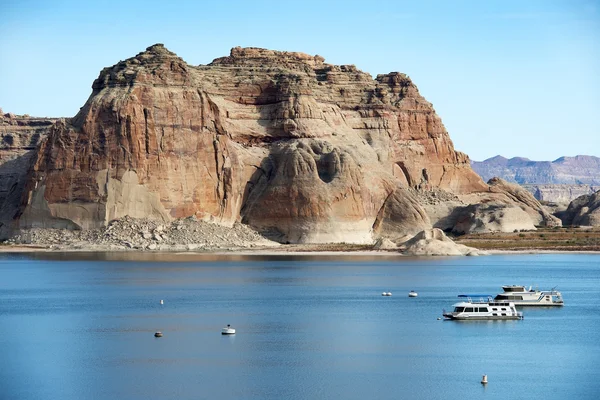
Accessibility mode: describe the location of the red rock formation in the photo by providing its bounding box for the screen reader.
[17,44,488,243]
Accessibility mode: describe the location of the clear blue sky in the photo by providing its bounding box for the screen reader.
[1,0,598,161]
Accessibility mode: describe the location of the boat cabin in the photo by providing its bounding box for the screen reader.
[501,285,528,293]
[452,301,516,316]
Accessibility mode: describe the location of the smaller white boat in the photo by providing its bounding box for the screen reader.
[221,324,236,335]
[408,291,418,297]
[381,292,392,296]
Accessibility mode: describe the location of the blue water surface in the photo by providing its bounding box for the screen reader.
[0,252,599,400]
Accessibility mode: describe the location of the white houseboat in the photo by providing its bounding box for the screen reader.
[493,285,563,306]
[443,295,524,320]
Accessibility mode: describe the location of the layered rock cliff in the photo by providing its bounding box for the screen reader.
[472,155,600,203]
[522,184,599,204]
[472,155,600,185]
[15,44,489,243]
[0,113,56,239]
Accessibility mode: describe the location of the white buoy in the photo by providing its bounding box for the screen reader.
[481,375,488,384]
[382,292,387,296]
[160,299,164,305]
[437,317,442,320]
[154,331,163,338]
[221,324,236,335]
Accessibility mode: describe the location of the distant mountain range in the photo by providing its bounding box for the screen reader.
[471,155,600,185]
[471,155,600,203]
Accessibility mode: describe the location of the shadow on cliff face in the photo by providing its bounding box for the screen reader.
[0,150,38,239]
[237,79,302,243]
[239,155,289,242]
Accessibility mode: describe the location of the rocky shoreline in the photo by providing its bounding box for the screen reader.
[3,215,597,255]
[2,215,277,252]
[1,215,486,256]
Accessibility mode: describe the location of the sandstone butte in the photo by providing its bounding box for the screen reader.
[1,44,561,243]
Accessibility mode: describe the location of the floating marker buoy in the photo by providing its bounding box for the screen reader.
[437,317,442,320]
[154,331,163,338]
[160,299,164,305]
[481,374,488,384]
[221,324,235,335]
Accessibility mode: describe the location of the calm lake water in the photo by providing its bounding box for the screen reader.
[1,252,599,400]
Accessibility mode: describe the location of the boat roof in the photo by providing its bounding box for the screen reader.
[452,301,515,307]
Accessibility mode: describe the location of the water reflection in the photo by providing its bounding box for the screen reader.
[24,251,408,263]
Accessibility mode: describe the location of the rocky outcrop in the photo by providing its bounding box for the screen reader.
[451,203,536,234]
[560,191,600,226]
[15,44,490,243]
[400,228,484,256]
[425,178,561,234]
[0,113,56,239]
[485,178,562,227]
[373,237,397,250]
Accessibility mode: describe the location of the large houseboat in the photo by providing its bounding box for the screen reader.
[443,295,524,320]
[493,285,564,306]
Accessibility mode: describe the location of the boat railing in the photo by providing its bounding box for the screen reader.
[457,294,493,303]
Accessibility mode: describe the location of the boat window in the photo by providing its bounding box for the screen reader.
[465,307,474,312]
[454,307,465,312]
[504,287,524,292]
[492,308,497,311]
[479,308,488,312]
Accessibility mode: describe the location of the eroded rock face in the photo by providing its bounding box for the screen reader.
[561,191,600,226]
[0,113,56,239]
[419,177,562,234]
[451,203,536,234]
[16,44,489,243]
[372,186,431,240]
[486,178,562,227]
